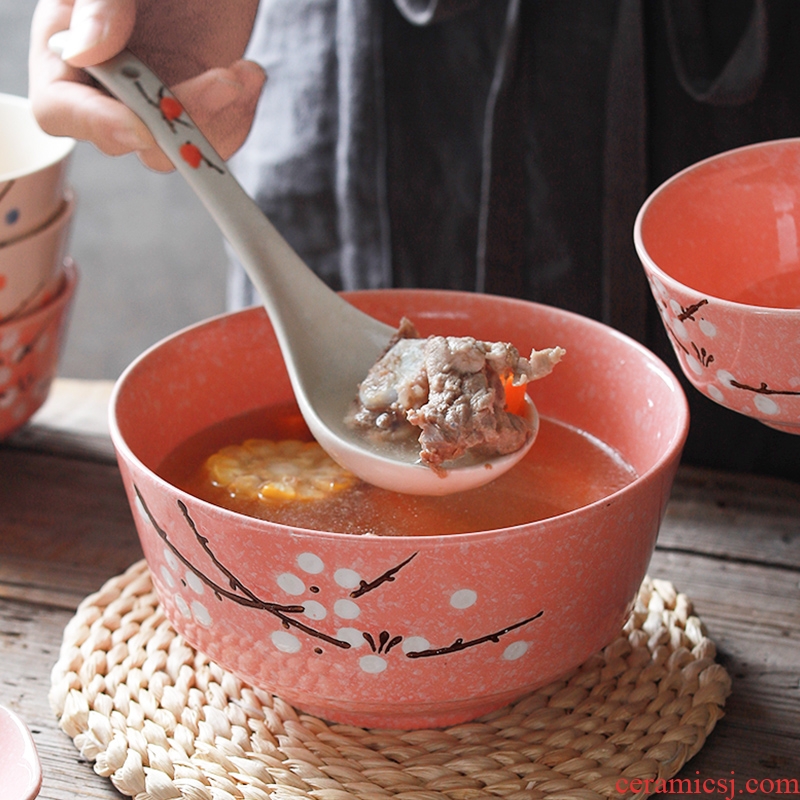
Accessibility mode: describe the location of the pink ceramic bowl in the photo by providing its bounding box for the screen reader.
[0,259,77,439]
[635,139,800,434]
[0,191,75,323]
[0,705,42,800]
[0,93,75,245]
[110,290,688,729]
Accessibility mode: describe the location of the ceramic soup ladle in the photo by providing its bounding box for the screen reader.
[49,35,538,494]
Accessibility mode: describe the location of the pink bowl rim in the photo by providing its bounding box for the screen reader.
[634,137,800,316]
[109,289,689,543]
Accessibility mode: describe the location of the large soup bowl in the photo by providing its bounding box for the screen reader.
[635,138,800,434]
[110,290,689,729]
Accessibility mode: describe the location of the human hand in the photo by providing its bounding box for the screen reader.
[29,0,265,171]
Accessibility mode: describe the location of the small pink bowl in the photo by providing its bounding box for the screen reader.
[0,93,75,245]
[0,259,77,439]
[635,139,800,433]
[0,191,75,323]
[0,705,42,800]
[110,291,688,729]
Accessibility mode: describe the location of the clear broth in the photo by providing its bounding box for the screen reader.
[158,402,637,536]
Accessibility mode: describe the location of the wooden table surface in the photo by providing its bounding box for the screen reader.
[1,379,799,799]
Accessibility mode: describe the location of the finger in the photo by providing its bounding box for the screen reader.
[35,78,156,156]
[29,0,148,153]
[30,0,82,100]
[57,0,136,65]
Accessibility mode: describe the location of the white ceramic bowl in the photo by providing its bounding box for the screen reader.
[0,93,75,244]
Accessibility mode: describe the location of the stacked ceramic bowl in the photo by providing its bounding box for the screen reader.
[0,93,78,437]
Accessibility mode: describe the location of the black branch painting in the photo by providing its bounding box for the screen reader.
[134,485,544,666]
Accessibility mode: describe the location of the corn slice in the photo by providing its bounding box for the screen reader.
[205,439,358,502]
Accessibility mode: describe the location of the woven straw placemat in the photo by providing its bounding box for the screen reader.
[50,560,731,800]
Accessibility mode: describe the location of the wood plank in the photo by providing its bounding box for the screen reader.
[648,549,800,743]
[0,556,137,610]
[659,466,800,569]
[0,598,125,799]
[677,721,800,781]
[0,449,141,591]
[4,378,116,464]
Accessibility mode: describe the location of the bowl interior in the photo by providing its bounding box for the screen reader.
[637,139,800,309]
[113,290,688,501]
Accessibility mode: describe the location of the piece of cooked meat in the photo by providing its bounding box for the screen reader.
[346,318,565,470]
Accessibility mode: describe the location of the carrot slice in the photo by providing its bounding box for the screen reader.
[503,375,529,416]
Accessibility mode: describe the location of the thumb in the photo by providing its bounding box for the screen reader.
[58,0,137,66]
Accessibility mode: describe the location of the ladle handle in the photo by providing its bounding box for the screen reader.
[53,40,388,376]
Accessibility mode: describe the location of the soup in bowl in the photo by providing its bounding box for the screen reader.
[110,289,689,729]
